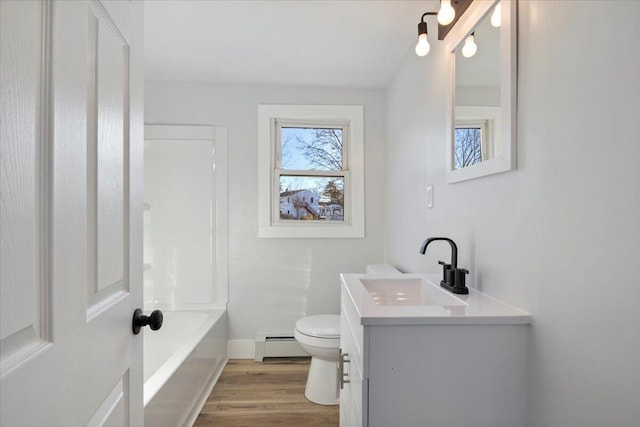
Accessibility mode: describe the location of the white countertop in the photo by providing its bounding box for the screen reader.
[341,273,531,326]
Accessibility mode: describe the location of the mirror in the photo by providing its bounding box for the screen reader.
[445,0,516,183]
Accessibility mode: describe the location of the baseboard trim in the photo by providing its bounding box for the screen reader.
[227,339,254,359]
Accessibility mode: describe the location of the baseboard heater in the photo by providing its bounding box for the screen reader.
[254,332,307,362]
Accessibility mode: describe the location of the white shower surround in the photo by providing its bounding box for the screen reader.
[142,125,229,424]
[143,125,228,309]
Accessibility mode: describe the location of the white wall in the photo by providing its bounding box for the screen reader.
[144,82,386,346]
[386,1,640,426]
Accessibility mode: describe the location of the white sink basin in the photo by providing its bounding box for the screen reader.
[360,278,467,307]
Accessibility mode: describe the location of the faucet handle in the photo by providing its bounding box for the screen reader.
[438,261,452,275]
[438,261,453,287]
[452,268,470,294]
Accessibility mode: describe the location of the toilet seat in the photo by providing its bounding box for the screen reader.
[295,315,340,349]
[294,329,340,349]
[295,314,340,338]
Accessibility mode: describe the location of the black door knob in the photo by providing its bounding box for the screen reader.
[132,308,163,335]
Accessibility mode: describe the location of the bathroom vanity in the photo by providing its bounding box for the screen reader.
[339,274,530,427]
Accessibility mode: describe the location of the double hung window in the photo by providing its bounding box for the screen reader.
[258,105,364,238]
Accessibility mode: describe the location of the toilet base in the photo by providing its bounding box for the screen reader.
[304,357,339,405]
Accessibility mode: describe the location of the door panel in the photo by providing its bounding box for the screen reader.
[87,0,128,309]
[0,0,51,378]
[0,0,144,425]
[88,376,127,427]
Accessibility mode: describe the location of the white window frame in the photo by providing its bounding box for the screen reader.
[448,104,503,182]
[258,105,364,238]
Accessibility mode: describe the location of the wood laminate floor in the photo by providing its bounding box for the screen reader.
[194,358,339,427]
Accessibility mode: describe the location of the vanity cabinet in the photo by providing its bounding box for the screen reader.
[339,274,530,427]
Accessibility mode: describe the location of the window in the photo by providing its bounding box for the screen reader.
[258,105,364,238]
[454,121,487,169]
[452,106,499,173]
[277,123,345,222]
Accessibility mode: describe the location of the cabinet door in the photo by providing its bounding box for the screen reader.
[340,324,364,426]
[339,348,352,426]
[340,300,366,427]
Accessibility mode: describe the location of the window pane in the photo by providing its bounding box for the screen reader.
[454,127,482,169]
[279,176,344,221]
[281,127,343,171]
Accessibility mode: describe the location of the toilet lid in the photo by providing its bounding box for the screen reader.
[295,314,340,338]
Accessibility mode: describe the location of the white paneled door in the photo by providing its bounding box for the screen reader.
[1,0,144,425]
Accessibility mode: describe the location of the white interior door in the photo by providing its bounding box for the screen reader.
[1,0,144,425]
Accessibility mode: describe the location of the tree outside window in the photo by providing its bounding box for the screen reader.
[278,126,346,221]
[454,127,482,169]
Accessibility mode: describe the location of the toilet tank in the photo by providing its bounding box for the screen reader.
[366,264,402,275]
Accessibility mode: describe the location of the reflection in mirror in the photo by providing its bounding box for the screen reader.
[445,0,516,184]
[454,105,500,169]
[454,4,500,169]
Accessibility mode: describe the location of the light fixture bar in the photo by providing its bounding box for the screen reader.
[437,0,473,40]
[415,0,475,57]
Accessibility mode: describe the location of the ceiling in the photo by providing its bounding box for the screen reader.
[144,0,437,89]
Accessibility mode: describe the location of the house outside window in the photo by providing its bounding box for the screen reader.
[258,105,364,238]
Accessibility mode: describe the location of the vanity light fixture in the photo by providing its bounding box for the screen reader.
[415,0,473,57]
[461,32,477,58]
[491,2,501,27]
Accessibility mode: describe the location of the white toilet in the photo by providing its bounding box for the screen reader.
[294,314,340,405]
[294,265,401,405]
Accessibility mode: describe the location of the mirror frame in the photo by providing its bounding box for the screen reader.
[444,0,517,184]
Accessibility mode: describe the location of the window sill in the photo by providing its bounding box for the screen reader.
[258,221,364,239]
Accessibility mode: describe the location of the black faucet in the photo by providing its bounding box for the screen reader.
[420,237,469,294]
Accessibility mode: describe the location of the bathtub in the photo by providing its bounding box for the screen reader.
[144,310,227,427]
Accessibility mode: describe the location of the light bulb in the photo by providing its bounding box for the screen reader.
[491,3,501,27]
[437,0,456,26]
[461,34,477,58]
[415,33,431,57]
